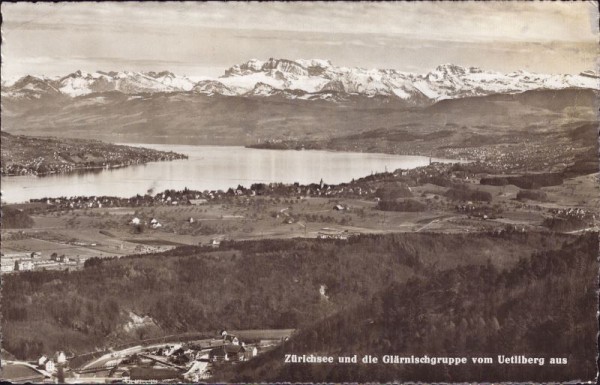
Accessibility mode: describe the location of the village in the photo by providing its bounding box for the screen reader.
[0,132,187,177]
[0,329,291,383]
[2,160,598,276]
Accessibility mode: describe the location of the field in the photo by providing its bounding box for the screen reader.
[1,87,598,383]
[2,160,598,275]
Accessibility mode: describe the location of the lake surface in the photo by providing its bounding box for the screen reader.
[1,144,464,203]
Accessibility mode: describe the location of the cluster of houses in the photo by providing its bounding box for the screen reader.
[22,162,498,218]
[1,329,283,383]
[549,207,594,221]
[454,202,502,220]
[108,331,259,382]
[1,156,47,176]
[1,254,35,273]
[0,350,69,382]
[1,252,78,274]
[492,224,528,236]
[20,166,418,212]
[441,140,572,173]
[208,331,258,363]
[130,217,163,229]
[147,331,258,365]
[2,139,187,177]
[37,351,67,373]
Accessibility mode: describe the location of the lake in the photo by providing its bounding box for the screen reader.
[1,144,464,203]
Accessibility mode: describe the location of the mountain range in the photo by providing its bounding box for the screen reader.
[3,58,599,104]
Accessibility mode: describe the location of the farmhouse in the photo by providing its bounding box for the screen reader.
[224,334,240,345]
[209,344,247,362]
[38,355,56,373]
[1,259,15,273]
[55,351,67,364]
[15,259,35,271]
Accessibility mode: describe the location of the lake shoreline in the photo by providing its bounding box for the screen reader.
[1,144,466,204]
[1,132,188,178]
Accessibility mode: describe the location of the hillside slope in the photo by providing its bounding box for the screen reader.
[1,232,574,360]
[0,132,186,176]
[224,233,598,382]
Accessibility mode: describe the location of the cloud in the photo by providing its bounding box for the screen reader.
[1,2,597,78]
[3,2,598,42]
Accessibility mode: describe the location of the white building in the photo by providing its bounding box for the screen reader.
[1,261,15,273]
[16,259,35,271]
[56,351,67,364]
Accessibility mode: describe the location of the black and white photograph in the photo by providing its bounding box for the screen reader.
[1,1,599,383]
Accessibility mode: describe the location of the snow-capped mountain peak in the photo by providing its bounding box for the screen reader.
[295,59,333,69]
[3,59,599,102]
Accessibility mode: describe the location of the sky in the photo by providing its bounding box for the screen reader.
[1,1,598,80]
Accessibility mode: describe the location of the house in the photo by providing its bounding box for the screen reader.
[208,346,227,362]
[38,355,48,367]
[188,217,195,223]
[190,199,208,205]
[164,344,183,357]
[1,261,15,273]
[55,351,67,364]
[244,346,258,360]
[333,204,345,211]
[50,254,69,263]
[224,334,239,345]
[209,344,247,362]
[43,359,55,373]
[131,217,141,225]
[15,259,34,271]
[209,239,221,248]
[38,356,55,373]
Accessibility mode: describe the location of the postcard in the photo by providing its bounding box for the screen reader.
[1,2,598,383]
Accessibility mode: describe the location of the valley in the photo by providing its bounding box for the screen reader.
[1,59,598,383]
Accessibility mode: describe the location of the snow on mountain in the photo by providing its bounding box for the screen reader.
[1,75,25,88]
[3,60,599,102]
[192,80,236,96]
[4,70,198,97]
[218,59,599,101]
[294,59,332,69]
[245,82,279,97]
[146,70,196,91]
[2,75,63,99]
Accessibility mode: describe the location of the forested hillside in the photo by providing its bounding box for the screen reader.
[224,233,598,382]
[1,231,574,360]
